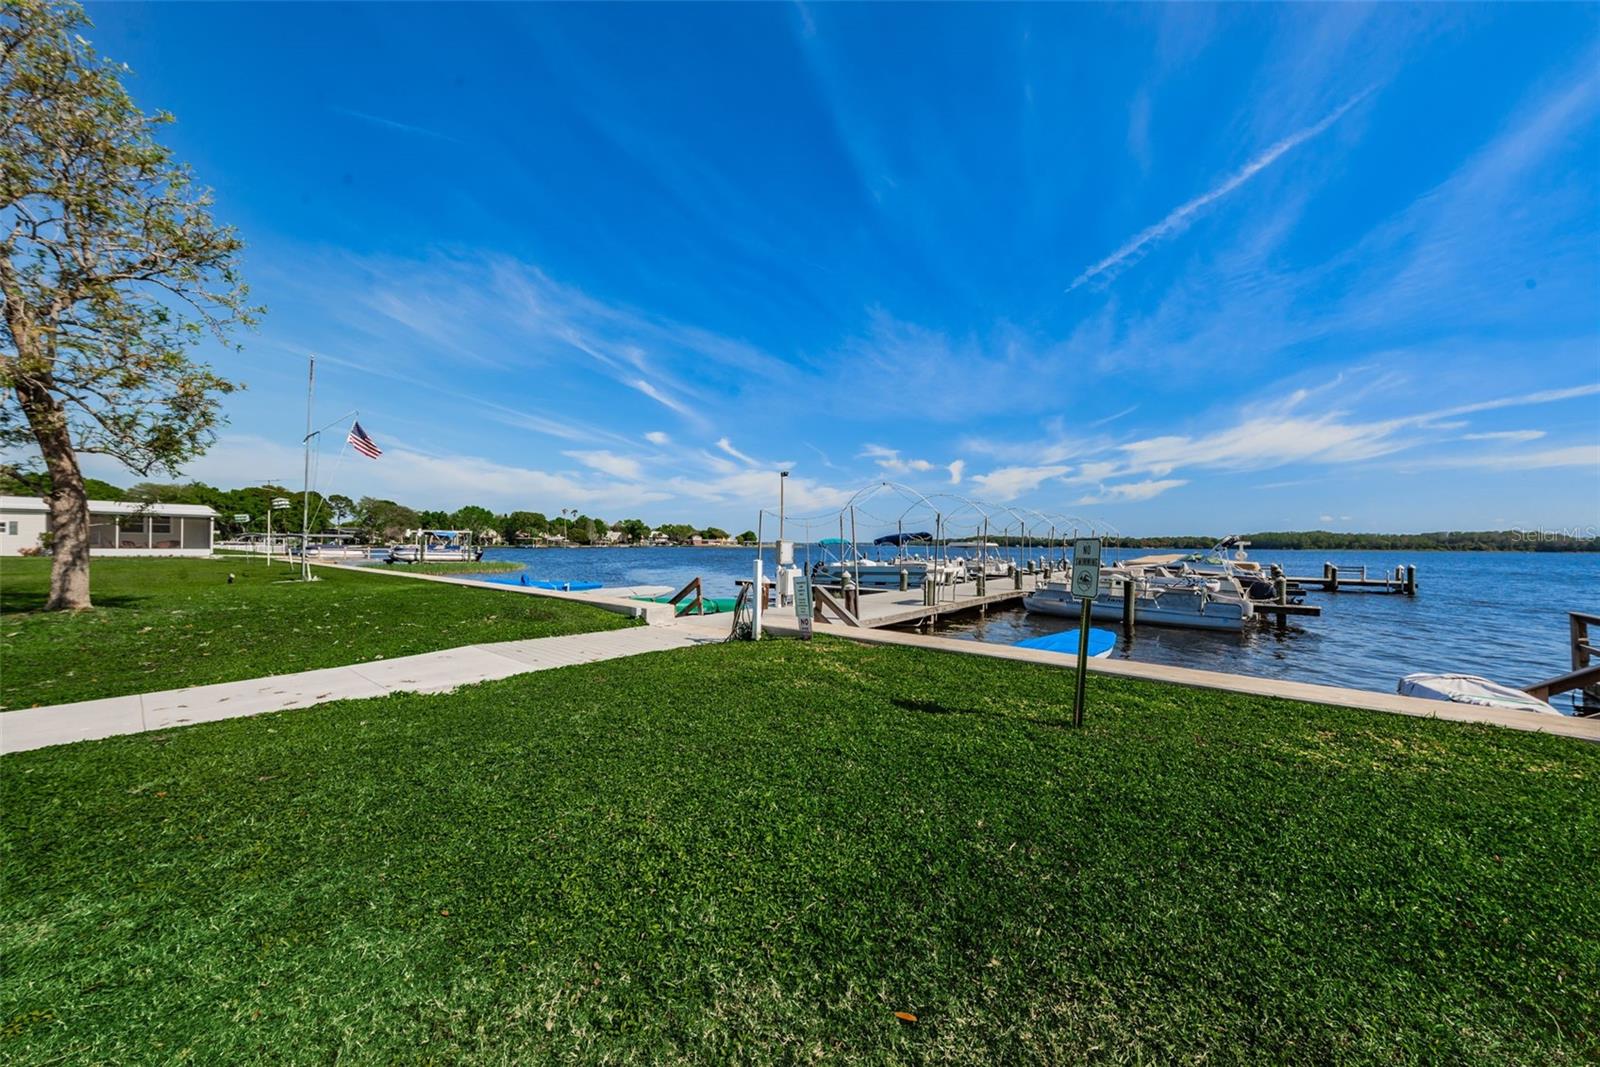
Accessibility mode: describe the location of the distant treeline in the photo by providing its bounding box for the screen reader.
[962,530,1598,552]
[5,468,1593,552]
[0,468,753,546]
[1087,531,1598,552]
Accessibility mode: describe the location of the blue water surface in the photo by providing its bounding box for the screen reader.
[459,545,1597,707]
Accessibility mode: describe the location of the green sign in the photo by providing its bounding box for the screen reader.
[794,576,814,639]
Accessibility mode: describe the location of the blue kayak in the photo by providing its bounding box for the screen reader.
[466,571,603,592]
[1013,628,1117,659]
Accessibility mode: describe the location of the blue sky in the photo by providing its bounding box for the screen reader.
[68,2,1600,535]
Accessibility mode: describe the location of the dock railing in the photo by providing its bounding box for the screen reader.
[667,577,705,616]
[1525,611,1600,708]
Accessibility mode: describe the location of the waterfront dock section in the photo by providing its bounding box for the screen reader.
[781,566,1321,631]
[1281,561,1419,595]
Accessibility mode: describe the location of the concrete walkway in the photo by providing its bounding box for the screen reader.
[755,617,1600,742]
[1,625,722,754]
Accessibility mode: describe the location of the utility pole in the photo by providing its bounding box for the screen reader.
[300,355,315,582]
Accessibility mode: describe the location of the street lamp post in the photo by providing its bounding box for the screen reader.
[779,470,788,545]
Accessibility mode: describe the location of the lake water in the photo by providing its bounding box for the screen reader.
[475,545,1599,711]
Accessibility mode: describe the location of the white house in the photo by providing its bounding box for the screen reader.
[0,496,217,557]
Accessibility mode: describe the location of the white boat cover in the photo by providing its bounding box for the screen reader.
[1397,673,1564,716]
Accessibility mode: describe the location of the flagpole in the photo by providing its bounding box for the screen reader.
[301,354,315,582]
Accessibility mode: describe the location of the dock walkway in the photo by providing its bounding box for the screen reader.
[0,625,719,754]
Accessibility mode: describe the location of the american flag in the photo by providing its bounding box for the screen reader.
[347,421,383,459]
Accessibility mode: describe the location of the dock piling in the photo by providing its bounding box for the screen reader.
[1122,578,1136,634]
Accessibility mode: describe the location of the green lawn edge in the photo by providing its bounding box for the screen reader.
[0,557,632,708]
[2,637,1595,1063]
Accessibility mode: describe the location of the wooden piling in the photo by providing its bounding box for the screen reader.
[1405,565,1416,596]
[1122,577,1136,634]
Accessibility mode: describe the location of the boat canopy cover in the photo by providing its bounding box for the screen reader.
[1397,673,1565,716]
[873,531,933,546]
[818,537,853,546]
[1013,628,1117,658]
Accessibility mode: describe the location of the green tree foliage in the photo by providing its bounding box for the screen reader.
[327,494,355,527]
[449,505,495,537]
[354,497,419,541]
[735,530,758,544]
[1,1,256,608]
[700,527,729,541]
[498,510,548,543]
[655,523,697,544]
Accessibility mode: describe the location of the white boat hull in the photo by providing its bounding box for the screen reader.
[813,561,960,588]
[390,546,481,563]
[1024,585,1249,632]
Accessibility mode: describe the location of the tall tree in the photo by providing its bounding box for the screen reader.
[1,2,255,609]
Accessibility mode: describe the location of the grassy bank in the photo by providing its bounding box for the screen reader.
[389,560,521,575]
[2,638,1595,1064]
[0,557,631,708]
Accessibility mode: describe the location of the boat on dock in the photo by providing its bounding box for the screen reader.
[292,536,385,561]
[1024,571,1254,632]
[810,537,963,589]
[1123,536,1285,601]
[389,528,484,563]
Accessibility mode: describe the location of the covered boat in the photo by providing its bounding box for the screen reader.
[1398,673,1565,716]
[1014,628,1116,659]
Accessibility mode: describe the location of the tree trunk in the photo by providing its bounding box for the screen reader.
[13,375,92,611]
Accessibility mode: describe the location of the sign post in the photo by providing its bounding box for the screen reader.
[1070,538,1102,727]
[794,573,814,640]
[268,497,290,566]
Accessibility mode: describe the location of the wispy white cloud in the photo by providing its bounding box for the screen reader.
[117,434,669,513]
[644,431,671,446]
[629,378,698,420]
[947,459,965,485]
[1460,430,1546,443]
[1068,90,1371,291]
[717,437,760,466]
[970,465,1070,501]
[1401,443,1599,472]
[859,443,938,474]
[1074,478,1188,505]
[562,450,645,481]
[333,107,459,143]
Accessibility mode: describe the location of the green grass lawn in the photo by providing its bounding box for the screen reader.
[2,637,1595,1064]
[0,557,632,708]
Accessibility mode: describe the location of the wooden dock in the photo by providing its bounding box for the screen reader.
[1280,562,1417,595]
[800,569,1320,630]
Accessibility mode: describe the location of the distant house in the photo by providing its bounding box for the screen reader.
[0,496,217,557]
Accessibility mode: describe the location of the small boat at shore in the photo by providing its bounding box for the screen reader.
[295,540,384,561]
[389,528,484,563]
[1398,673,1566,715]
